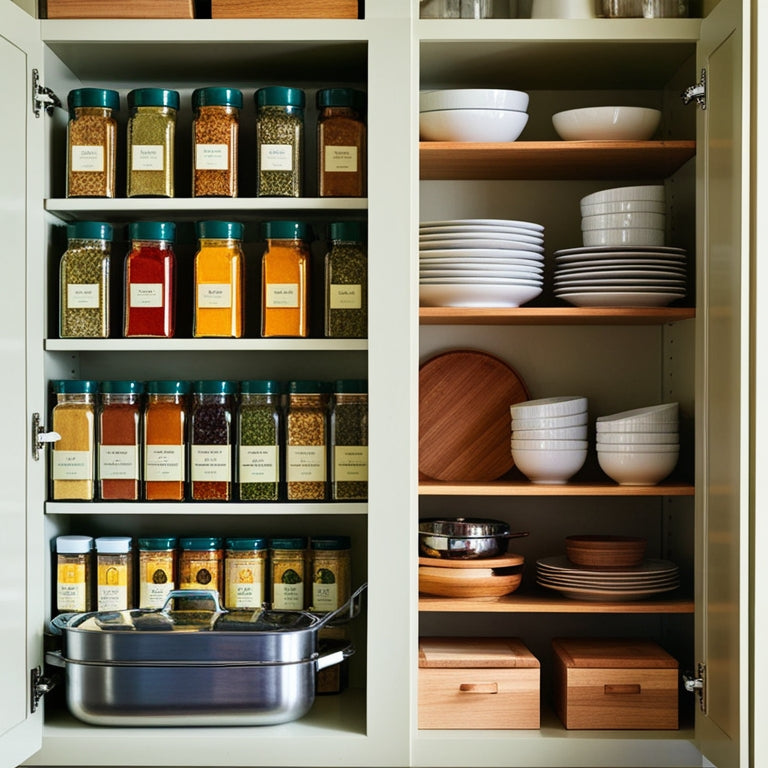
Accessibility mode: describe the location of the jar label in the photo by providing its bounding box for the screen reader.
[190,445,231,481]
[71,145,105,172]
[99,445,139,480]
[313,582,339,612]
[196,143,229,170]
[132,145,165,171]
[139,561,174,609]
[325,145,358,173]
[266,283,299,308]
[287,445,326,482]
[260,144,293,171]
[334,446,369,481]
[130,283,164,308]
[239,446,278,482]
[145,445,185,481]
[198,283,232,308]
[273,582,303,610]
[52,450,93,480]
[226,557,265,608]
[181,559,220,589]
[330,284,362,309]
[67,283,100,309]
[57,563,87,611]
[97,562,128,611]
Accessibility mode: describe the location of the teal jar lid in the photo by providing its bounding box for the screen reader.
[334,379,367,394]
[192,87,244,109]
[310,535,351,550]
[255,86,305,109]
[225,537,268,551]
[56,535,93,554]
[100,380,145,395]
[180,536,223,551]
[129,221,176,242]
[263,221,308,241]
[288,380,326,395]
[195,220,244,241]
[51,380,98,395]
[329,221,364,243]
[138,536,177,551]
[316,87,365,111]
[146,379,190,395]
[128,88,180,111]
[193,380,237,395]
[67,221,113,242]
[270,537,307,550]
[240,379,282,395]
[68,88,120,117]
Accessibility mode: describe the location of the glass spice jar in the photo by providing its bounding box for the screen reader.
[59,221,112,338]
[137,536,177,609]
[270,537,307,610]
[330,379,368,501]
[317,88,366,198]
[309,536,351,613]
[324,221,367,338]
[237,379,282,502]
[255,86,305,197]
[193,220,244,338]
[178,537,224,602]
[126,88,179,198]
[66,88,119,198]
[143,379,189,502]
[55,535,93,614]
[224,537,268,609]
[285,380,328,501]
[50,379,98,501]
[261,220,310,338]
[189,380,236,501]
[192,87,242,198]
[95,536,134,611]
[124,221,176,338]
[98,380,143,501]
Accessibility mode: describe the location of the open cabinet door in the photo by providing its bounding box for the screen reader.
[695,0,750,766]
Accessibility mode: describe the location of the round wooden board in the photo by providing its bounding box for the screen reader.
[418,554,524,568]
[419,349,528,481]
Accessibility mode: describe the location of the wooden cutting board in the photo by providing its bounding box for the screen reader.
[419,349,528,482]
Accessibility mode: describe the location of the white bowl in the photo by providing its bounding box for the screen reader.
[581,212,666,231]
[509,396,588,419]
[420,89,529,113]
[510,411,589,430]
[596,442,679,453]
[583,227,665,247]
[419,282,542,308]
[419,109,529,142]
[597,448,679,485]
[511,439,588,451]
[531,0,595,17]
[512,446,588,484]
[580,200,666,217]
[581,185,665,206]
[596,403,679,425]
[552,106,661,141]
[596,420,679,434]
[512,425,588,440]
[596,430,679,445]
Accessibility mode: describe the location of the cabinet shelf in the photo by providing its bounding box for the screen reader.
[45,501,367,515]
[44,338,368,352]
[419,307,695,325]
[418,479,693,497]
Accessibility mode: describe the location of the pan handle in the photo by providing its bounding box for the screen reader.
[316,642,355,671]
[159,589,225,615]
[313,582,367,628]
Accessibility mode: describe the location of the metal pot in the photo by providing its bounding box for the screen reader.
[418,518,528,559]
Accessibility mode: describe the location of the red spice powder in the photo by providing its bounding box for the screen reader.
[99,403,140,500]
[124,242,176,337]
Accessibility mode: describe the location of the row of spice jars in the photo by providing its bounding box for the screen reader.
[66,86,366,199]
[49,378,368,503]
[54,534,352,615]
[59,219,367,339]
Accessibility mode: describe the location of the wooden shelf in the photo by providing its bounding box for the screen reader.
[418,479,694,496]
[419,307,695,325]
[419,140,696,180]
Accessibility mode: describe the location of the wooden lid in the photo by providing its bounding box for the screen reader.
[551,637,678,669]
[417,554,524,568]
[419,637,539,669]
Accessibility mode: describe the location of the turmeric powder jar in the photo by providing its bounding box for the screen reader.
[317,88,366,198]
[261,220,310,338]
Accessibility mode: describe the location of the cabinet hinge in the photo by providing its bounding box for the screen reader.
[31,666,56,713]
[32,411,61,461]
[32,68,62,118]
[683,663,706,713]
[681,68,707,110]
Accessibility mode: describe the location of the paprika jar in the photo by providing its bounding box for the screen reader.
[123,221,176,338]
[192,86,242,198]
[66,87,119,198]
[143,379,189,501]
[261,220,310,338]
[270,537,307,610]
[59,221,111,338]
[193,220,244,338]
[178,537,224,603]
[55,535,93,615]
[138,536,177,609]
[189,380,236,501]
[224,537,268,609]
[98,380,143,501]
[324,221,367,338]
[310,536,351,613]
[95,536,134,611]
[285,380,328,501]
[317,88,366,198]
[330,379,368,501]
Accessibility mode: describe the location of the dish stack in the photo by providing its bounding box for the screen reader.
[580,184,666,247]
[596,403,680,485]
[509,396,588,484]
[419,218,545,307]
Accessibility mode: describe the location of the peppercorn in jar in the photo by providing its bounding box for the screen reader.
[317,88,366,198]
[324,221,367,338]
[329,379,368,501]
[285,380,328,501]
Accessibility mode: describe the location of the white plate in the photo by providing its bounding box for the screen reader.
[420,232,543,246]
[555,266,687,279]
[554,277,687,288]
[420,218,544,231]
[536,556,678,575]
[420,237,543,250]
[536,582,680,601]
[556,291,685,307]
[538,574,680,589]
[420,246,545,258]
[556,254,687,267]
[554,245,686,257]
[421,269,544,280]
[421,276,542,285]
[419,282,543,308]
[419,257,545,271]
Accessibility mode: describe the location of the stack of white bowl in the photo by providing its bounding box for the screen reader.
[580,184,666,247]
[419,89,530,142]
[596,403,679,485]
[510,397,588,484]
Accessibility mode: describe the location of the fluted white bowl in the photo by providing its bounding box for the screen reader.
[511,411,589,431]
[583,227,665,247]
[512,425,588,440]
[509,396,588,419]
[581,200,666,217]
[512,446,588,484]
[511,439,588,451]
[596,430,679,445]
[581,185,665,206]
[581,212,666,231]
[597,447,679,485]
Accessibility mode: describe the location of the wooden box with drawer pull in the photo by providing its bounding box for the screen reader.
[210,0,359,18]
[418,637,540,730]
[552,637,679,730]
[42,0,195,18]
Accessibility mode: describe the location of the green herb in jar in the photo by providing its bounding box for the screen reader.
[237,380,281,502]
[330,380,368,501]
[325,222,367,338]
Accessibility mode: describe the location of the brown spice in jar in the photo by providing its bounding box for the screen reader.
[286,386,328,501]
[317,89,366,198]
[67,107,117,198]
[192,89,241,198]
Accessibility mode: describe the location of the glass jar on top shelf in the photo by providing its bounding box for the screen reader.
[324,221,367,339]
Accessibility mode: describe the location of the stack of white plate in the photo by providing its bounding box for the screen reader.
[596,403,680,485]
[419,218,545,307]
[580,185,666,247]
[536,555,680,601]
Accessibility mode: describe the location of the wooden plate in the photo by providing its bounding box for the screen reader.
[419,565,523,598]
[418,554,524,568]
[419,349,528,482]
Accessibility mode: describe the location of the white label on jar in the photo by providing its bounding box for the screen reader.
[196,143,229,170]
[145,445,184,481]
[99,445,138,480]
[239,446,278,482]
[313,582,339,612]
[330,284,362,309]
[52,450,93,480]
[198,283,232,308]
[71,145,105,172]
[287,446,326,482]
[325,145,358,173]
[334,446,368,481]
[226,558,264,608]
[67,283,100,309]
[191,445,231,482]
[266,283,299,308]
[273,582,303,610]
[132,145,165,171]
[260,144,293,171]
[130,283,163,308]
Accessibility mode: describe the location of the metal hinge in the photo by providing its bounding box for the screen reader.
[31,666,56,713]
[32,412,60,461]
[32,68,62,118]
[683,663,706,713]
[682,68,707,110]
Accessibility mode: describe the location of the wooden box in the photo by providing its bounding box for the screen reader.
[42,0,195,18]
[210,0,359,18]
[418,637,540,730]
[552,638,679,730]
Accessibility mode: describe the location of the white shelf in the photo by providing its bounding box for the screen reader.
[45,501,367,515]
[44,338,368,352]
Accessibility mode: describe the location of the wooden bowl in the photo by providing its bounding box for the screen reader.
[418,556,524,598]
[565,535,647,568]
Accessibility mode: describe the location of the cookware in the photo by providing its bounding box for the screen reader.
[418,554,525,597]
[419,517,528,559]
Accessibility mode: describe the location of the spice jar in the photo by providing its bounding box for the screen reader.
[55,535,93,614]
[317,88,366,198]
[98,380,143,501]
[178,537,224,601]
[324,221,367,338]
[66,88,119,198]
[193,220,244,338]
[143,379,189,501]
[126,88,179,198]
[330,379,368,501]
[189,380,236,501]
[95,536,134,611]
[285,380,328,501]
[59,221,112,338]
[310,536,351,613]
[224,537,268,609]
[237,380,282,502]
[50,379,98,501]
[124,221,176,338]
[138,536,176,609]
[255,86,305,197]
[261,220,310,338]
[270,537,307,610]
[192,87,242,198]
